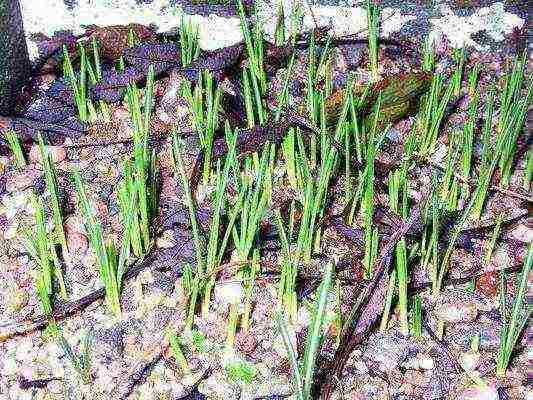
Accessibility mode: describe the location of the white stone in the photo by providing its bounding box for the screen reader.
[429,2,524,50]
[214,281,244,305]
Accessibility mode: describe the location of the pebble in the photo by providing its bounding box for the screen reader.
[9,287,29,311]
[29,144,67,164]
[156,229,176,249]
[363,333,414,372]
[235,331,258,356]
[459,351,481,371]
[5,173,33,193]
[66,231,89,254]
[434,300,478,323]
[418,354,435,370]
[459,384,499,400]
[215,281,244,305]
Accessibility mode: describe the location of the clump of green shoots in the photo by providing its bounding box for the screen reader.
[182,70,222,184]
[237,0,267,94]
[417,73,455,156]
[470,83,496,219]
[361,98,389,278]
[37,135,69,280]
[124,65,159,254]
[172,123,240,330]
[57,329,93,384]
[457,80,480,202]
[179,17,200,66]
[72,170,121,316]
[225,144,273,344]
[3,130,26,169]
[366,0,380,79]
[167,327,190,374]
[25,193,55,316]
[496,51,531,187]
[471,57,531,219]
[63,42,110,122]
[382,128,416,333]
[276,260,334,400]
[496,242,532,376]
[63,44,88,121]
[276,82,350,319]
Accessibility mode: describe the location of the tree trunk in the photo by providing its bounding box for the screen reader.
[0,0,31,116]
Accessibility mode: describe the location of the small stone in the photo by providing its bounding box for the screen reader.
[215,281,244,305]
[66,231,89,254]
[9,288,29,311]
[434,301,478,323]
[418,355,435,370]
[460,384,499,400]
[459,351,481,371]
[156,229,176,249]
[29,144,67,164]
[6,174,33,192]
[235,331,258,356]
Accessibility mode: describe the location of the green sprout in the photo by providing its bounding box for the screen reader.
[496,242,532,376]
[3,130,25,168]
[167,327,190,374]
[276,260,334,400]
[179,16,200,66]
[72,170,121,316]
[366,0,380,78]
[57,329,93,384]
[182,70,222,184]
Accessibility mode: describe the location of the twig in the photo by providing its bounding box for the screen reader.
[320,195,428,400]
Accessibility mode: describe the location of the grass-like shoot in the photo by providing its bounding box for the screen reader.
[277,260,334,400]
[179,16,200,66]
[496,242,532,376]
[72,170,121,316]
[57,329,93,384]
[3,130,26,169]
[366,0,380,79]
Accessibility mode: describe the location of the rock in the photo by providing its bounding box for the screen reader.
[363,332,416,372]
[214,281,244,306]
[5,173,33,192]
[459,351,481,371]
[156,229,176,249]
[459,384,499,400]
[198,371,239,400]
[9,287,29,311]
[235,331,258,357]
[418,354,435,370]
[93,325,124,360]
[66,231,89,254]
[434,300,478,323]
[29,144,67,164]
